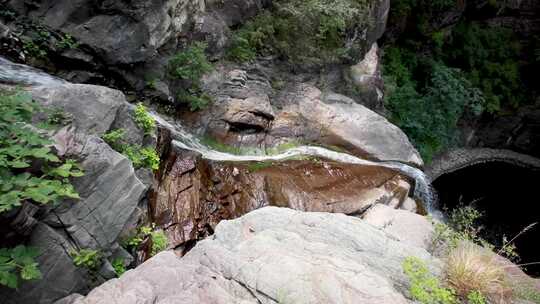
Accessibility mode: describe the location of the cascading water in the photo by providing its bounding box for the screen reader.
[0,57,66,87]
[152,114,438,213]
[0,55,437,214]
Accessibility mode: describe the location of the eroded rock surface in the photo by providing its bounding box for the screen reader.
[65,207,440,304]
[184,68,422,166]
[150,139,415,249]
[0,64,149,303]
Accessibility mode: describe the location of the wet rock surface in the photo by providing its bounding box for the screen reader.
[63,207,439,304]
[150,139,415,249]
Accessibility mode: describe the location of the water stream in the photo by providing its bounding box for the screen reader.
[0,56,437,214]
[152,114,438,214]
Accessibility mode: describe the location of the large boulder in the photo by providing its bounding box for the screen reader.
[0,59,149,303]
[185,68,423,166]
[64,207,440,304]
[150,141,415,249]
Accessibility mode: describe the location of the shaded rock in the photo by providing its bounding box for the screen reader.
[67,207,440,304]
[31,84,126,135]
[349,43,384,109]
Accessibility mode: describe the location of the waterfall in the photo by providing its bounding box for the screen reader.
[152,114,437,213]
[0,55,437,214]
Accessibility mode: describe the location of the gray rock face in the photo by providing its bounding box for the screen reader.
[67,207,440,304]
[0,65,149,303]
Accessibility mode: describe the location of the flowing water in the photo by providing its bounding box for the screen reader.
[0,57,66,87]
[152,114,438,213]
[0,56,438,214]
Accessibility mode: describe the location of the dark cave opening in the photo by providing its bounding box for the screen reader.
[433,161,540,277]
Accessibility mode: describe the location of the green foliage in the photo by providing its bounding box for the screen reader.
[102,128,126,150]
[445,22,524,113]
[227,0,369,66]
[177,91,213,112]
[45,107,72,126]
[466,290,487,304]
[384,54,484,161]
[0,89,83,213]
[133,103,156,135]
[402,256,458,304]
[168,42,213,83]
[123,146,160,171]
[150,230,167,257]
[0,245,41,288]
[429,205,520,262]
[123,225,167,257]
[112,258,126,276]
[168,43,213,111]
[71,249,101,270]
[56,34,79,50]
[22,39,47,59]
[102,129,160,171]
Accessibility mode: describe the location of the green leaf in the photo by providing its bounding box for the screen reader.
[20,263,41,280]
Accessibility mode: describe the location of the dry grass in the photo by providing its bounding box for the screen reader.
[445,242,512,303]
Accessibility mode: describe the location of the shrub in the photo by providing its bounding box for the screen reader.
[168,42,213,83]
[0,245,41,288]
[102,128,126,150]
[168,43,213,111]
[133,103,156,135]
[71,249,102,270]
[102,129,160,171]
[445,243,510,302]
[227,0,370,66]
[384,59,484,162]
[402,256,458,304]
[123,145,160,171]
[445,22,524,113]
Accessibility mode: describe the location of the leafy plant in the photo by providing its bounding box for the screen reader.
[111,258,126,276]
[123,225,167,257]
[102,129,160,171]
[168,42,213,83]
[168,43,214,111]
[402,256,458,304]
[0,89,83,213]
[466,290,487,304]
[71,249,102,270]
[45,107,72,126]
[123,145,160,171]
[0,245,41,288]
[102,128,126,150]
[22,39,47,59]
[56,34,79,50]
[133,103,156,135]
[150,230,167,257]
